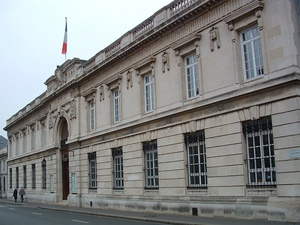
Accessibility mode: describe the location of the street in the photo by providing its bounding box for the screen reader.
[0,203,164,225]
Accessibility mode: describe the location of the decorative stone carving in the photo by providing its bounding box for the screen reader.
[99,85,105,101]
[162,51,170,73]
[126,71,133,89]
[210,26,220,51]
[70,100,76,120]
[48,113,53,129]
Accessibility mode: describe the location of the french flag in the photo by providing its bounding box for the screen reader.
[62,17,67,54]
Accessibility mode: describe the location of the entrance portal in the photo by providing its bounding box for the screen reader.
[60,118,69,200]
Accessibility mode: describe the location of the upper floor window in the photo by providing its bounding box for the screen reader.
[185,53,199,99]
[243,117,276,187]
[89,101,95,131]
[240,25,264,80]
[144,74,154,112]
[113,89,121,123]
[185,131,207,188]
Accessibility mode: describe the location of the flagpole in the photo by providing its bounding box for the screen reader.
[62,17,68,61]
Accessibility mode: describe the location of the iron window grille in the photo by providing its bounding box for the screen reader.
[143,140,159,189]
[88,152,97,189]
[185,131,207,188]
[243,117,276,187]
[112,147,124,189]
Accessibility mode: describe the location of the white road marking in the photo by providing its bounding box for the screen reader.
[32,212,42,216]
[71,219,89,224]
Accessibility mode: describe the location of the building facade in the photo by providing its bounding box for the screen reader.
[0,136,8,198]
[4,0,300,222]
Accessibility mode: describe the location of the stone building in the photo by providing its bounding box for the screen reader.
[0,136,8,198]
[4,0,300,222]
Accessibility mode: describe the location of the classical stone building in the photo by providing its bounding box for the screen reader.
[0,136,8,198]
[4,0,300,222]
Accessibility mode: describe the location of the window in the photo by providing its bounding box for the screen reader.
[16,167,19,188]
[23,131,27,152]
[9,168,12,189]
[3,177,5,192]
[243,117,276,186]
[42,159,46,189]
[185,131,207,188]
[144,140,159,189]
[88,152,97,189]
[185,53,199,99]
[31,127,36,150]
[90,101,95,131]
[32,164,36,189]
[112,147,124,189]
[241,25,264,80]
[23,165,27,188]
[41,124,46,147]
[113,89,121,123]
[144,74,154,112]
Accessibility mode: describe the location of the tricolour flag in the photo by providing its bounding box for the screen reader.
[62,17,67,54]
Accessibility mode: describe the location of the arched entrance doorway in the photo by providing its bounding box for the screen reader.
[60,118,69,200]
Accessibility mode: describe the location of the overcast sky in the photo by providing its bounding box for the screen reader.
[0,0,172,138]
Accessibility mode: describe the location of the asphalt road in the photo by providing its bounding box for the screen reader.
[0,203,164,225]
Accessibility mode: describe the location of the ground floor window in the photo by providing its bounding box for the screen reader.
[143,140,159,189]
[243,117,276,186]
[185,131,207,188]
[32,164,36,189]
[112,147,123,189]
[88,152,97,189]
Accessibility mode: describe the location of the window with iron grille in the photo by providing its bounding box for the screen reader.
[185,131,207,188]
[23,165,27,188]
[112,147,123,189]
[9,168,12,189]
[42,159,46,189]
[240,25,264,80]
[243,117,276,187]
[16,167,19,188]
[32,164,36,189]
[143,140,159,189]
[88,152,97,189]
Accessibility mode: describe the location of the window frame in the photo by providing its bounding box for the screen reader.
[185,131,207,188]
[23,165,27,188]
[113,89,121,123]
[143,140,159,189]
[89,100,95,131]
[88,152,97,189]
[243,117,276,187]
[144,73,155,113]
[32,164,36,189]
[240,25,264,81]
[184,53,200,99]
[42,159,46,189]
[112,147,124,189]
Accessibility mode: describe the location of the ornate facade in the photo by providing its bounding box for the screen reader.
[4,0,300,222]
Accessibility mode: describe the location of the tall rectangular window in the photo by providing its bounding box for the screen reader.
[241,25,264,80]
[42,159,46,189]
[32,164,36,189]
[3,177,5,192]
[23,131,27,153]
[16,167,19,188]
[112,147,124,189]
[185,131,207,188]
[9,168,12,189]
[144,74,154,112]
[23,165,27,188]
[185,53,199,99]
[41,124,46,147]
[243,117,276,186]
[144,140,159,189]
[88,152,97,189]
[90,101,95,131]
[31,128,36,150]
[114,90,121,123]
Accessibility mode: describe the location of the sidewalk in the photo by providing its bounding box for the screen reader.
[0,198,294,225]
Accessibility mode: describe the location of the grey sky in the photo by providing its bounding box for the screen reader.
[0,0,171,138]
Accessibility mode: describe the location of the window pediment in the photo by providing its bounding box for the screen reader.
[223,0,265,25]
[134,56,156,76]
[172,33,202,51]
[82,88,97,102]
[104,74,122,90]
